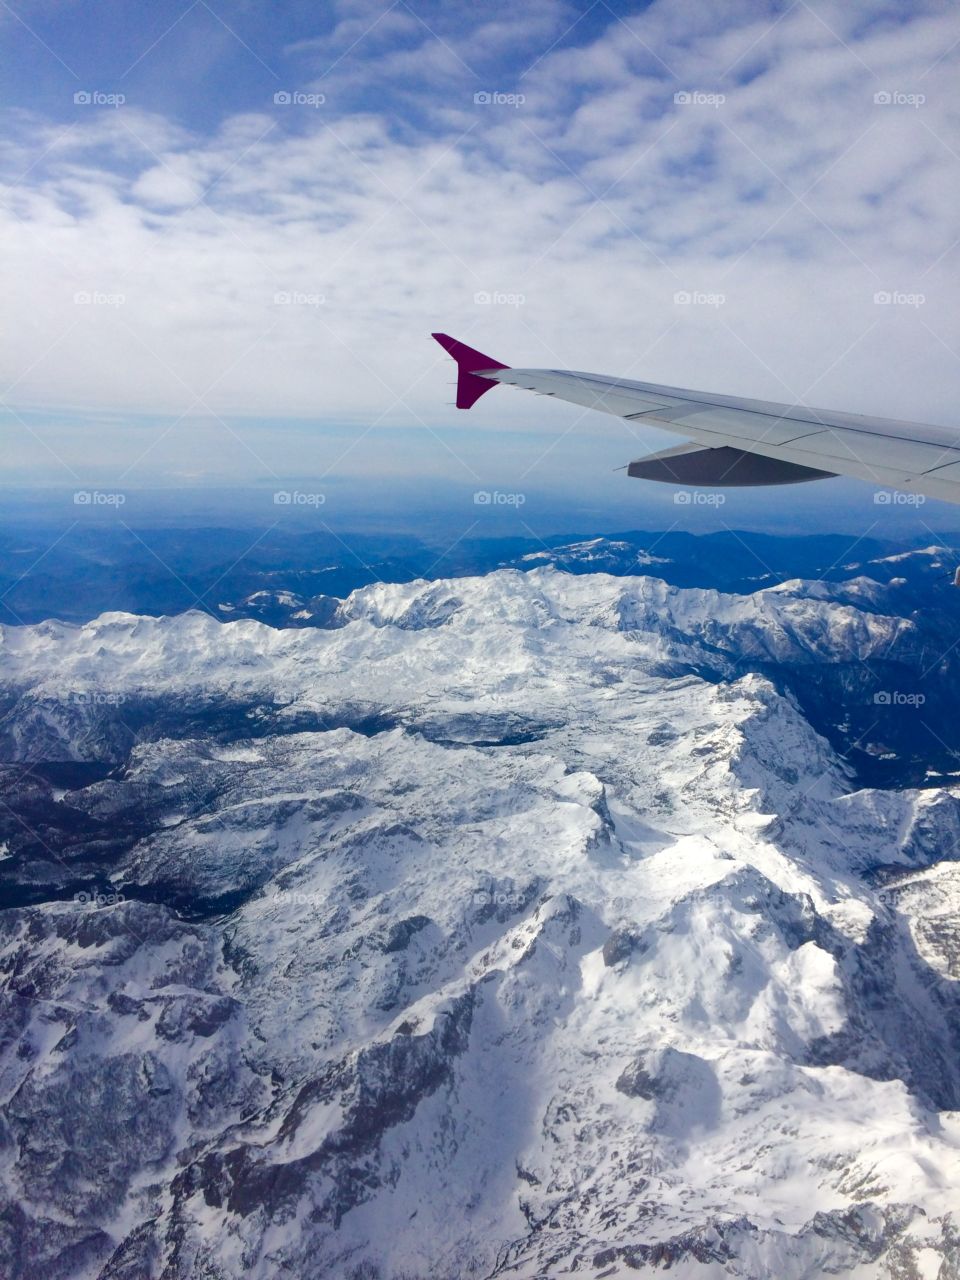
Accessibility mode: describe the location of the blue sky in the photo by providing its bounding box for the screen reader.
[1,1,624,129]
[3,0,960,533]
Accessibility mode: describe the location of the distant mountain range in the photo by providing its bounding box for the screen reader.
[2,523,958,624]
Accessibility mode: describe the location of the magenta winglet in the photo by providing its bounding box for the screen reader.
[432,332,509,409]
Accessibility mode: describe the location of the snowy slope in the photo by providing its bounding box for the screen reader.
[0,568,958,1279]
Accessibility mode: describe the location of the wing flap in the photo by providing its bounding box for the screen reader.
[786,427,960,476]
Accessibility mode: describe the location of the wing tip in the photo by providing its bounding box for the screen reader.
[432,332,509,409]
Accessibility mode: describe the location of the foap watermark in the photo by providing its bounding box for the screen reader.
[474,290,525,308]
[674,490,725,506]
[874,490,925,506]
[74,490,126,506]
[874,290,925,308]
[74,290,125,307]
[274,490,325,507]
[474,490,525,506]
[74,90,125,108]
[474,90,525,107]
[874,690,925,707]
[69,691,127,706]
[272,889,323,908]
[474,890,527,908]
[674,90,725,108]
[874,90,925,108]
[74,888,126,909]
[674,290,725,307]
[274,90,326,107]
[274,290,325,307]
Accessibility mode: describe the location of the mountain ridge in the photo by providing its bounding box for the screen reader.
[1,565,959,1277]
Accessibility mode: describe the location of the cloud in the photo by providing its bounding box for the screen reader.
[2,0,960,500]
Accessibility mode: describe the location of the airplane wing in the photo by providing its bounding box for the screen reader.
[432,332,960,504]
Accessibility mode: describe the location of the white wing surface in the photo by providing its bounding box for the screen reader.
[433,333,960,503]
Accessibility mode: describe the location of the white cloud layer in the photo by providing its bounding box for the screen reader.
[2,0,960,496]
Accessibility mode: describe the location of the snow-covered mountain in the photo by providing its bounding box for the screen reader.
[1,567,959,1278]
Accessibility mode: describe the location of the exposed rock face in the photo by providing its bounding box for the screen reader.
[1,567,959,1278]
